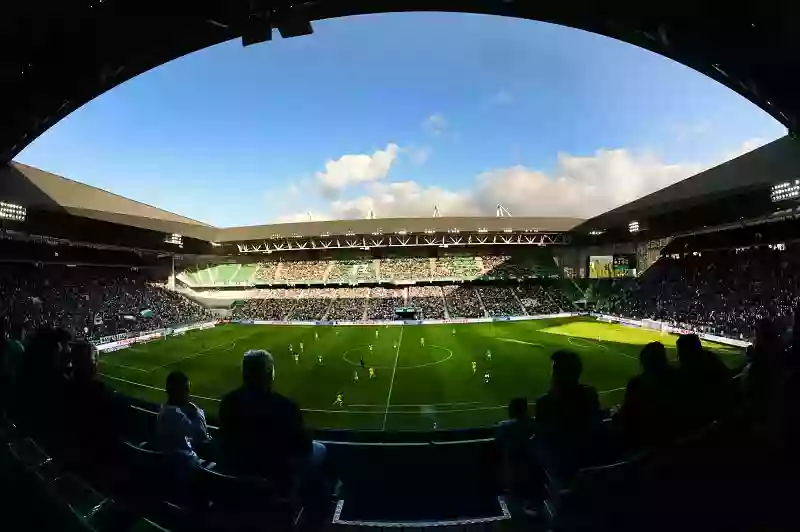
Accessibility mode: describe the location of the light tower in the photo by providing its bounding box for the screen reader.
[496,204,512,217]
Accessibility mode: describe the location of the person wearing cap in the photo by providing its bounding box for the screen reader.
[218,349,325,493]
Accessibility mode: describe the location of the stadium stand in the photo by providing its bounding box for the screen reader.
[607,245,800,339]
[366,287,405,319]
[477,286,524,317]
[0,262,211,340]
[277,260,329,283]
[180,263,257,287]
[288,287,337,320]
[408,285,447,319]
[379,257,431,280]
[326,287,370,320]
[231,288,299,320]
[443,285,484,318]
[515,285,561,315]
[253,261,278,282]
[434,255,483,279]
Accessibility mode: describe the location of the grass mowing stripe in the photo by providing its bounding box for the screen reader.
[381,325,403,430]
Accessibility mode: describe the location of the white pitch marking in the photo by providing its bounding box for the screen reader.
[495,338,545,348]
[100,373,221,402]
[381,325,404,430]
[98,360,149,373]
[148,340,239,371]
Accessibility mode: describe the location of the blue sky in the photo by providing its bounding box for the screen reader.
[16,12,785,227]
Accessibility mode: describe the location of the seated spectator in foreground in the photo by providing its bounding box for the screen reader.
[61,340,129,478]
[616,342,680,449]
[534,350,603,478]
[218,350,325,493]
[0,319,25,412]
[676,334,736,430]
[156,371,209,467]
[741,319,784,419]
[496,397,538,502]
[15,327,72,436]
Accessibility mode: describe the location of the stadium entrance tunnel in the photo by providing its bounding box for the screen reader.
[342,344,453,369]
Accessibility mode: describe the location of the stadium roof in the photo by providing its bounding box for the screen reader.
[0,161,583,242]
[0,1,797,164]
[0,162,217,241]
[578,135,800,235]
[217,217,585,242]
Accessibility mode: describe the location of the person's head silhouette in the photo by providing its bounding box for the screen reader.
[242,349,274,388]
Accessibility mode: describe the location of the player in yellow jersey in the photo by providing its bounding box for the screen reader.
[472,361,477,374]
[334,391,344,407]
[293,352,299,364]
[369,367,376,379]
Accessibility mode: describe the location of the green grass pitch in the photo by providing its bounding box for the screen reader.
[98,317,745,431]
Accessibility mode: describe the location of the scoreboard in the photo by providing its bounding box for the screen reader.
[612,254,637,277]
[588,254,637,278]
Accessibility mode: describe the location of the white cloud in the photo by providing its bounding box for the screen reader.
[405,146,432,165]
[314,143,399,198]
[487,89,513,106]
[286,138,765,221]
[422,114,447,136]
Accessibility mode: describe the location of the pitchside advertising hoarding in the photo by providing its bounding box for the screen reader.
[94,321,216,353]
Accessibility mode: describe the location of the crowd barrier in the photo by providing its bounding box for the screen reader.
[595,314,751,348]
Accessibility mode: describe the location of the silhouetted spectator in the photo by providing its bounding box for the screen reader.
[156,371,209,467]
[0,319,23,412]
[62,340,128,461]
[218,350,324,494]
[15,327,70,436]
[534,350,603,478]
[496,397,538,506]
[676,334,736,430]
[616,342,680,449]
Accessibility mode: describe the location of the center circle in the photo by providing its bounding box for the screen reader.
[342,345,453,369]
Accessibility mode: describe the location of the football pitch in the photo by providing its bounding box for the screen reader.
[98,318,745,431]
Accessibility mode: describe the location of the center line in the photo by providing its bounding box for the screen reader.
[382,325,403,431]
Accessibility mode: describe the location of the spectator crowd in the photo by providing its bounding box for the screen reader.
[607,247,800,339]
[186,254,557,287]
[477,286,524,317]
[0,263,212,341]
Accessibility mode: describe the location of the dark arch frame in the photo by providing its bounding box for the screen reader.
[1,1,796,162]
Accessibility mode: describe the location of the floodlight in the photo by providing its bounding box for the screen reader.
[164,233,183,247]
[0,202,26,222]
[771,180,800,202]
[628,221,640,233]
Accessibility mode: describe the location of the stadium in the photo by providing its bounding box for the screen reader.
[1,3,800,532]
